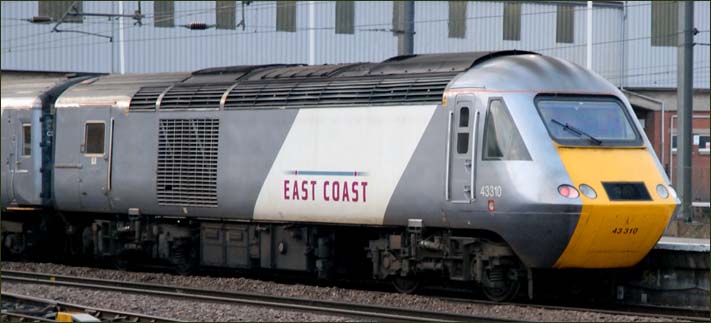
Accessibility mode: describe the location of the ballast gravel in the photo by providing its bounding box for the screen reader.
[1,281,364,322]
[1,261,689,322]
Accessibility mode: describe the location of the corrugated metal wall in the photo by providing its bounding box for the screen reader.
[623,1,710,88]
[1,1,709,89]
[413,1,623,82]
[1,1,112,73]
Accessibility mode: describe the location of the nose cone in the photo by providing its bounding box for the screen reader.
[552,147,677,268]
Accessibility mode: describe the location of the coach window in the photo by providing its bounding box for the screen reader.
[22,124,32,157]
[457,107,470,154]
[483,99,531,160]
[84,122,105,155]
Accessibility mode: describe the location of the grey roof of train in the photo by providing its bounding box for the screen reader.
[3,51,620,109]
[1,76,72,109]
[53,51,536,108]
[454,53,621,94]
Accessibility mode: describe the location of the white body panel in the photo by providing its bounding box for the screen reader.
[254,105,437,224]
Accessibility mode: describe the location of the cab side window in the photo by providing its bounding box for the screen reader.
[84,122,105,155]
[483,99,531,160]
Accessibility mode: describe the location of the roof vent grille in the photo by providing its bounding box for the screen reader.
[224,74,453,109]
[159,83,230,110]
[129,86,170,111]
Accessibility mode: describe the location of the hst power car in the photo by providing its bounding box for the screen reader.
[1,51,678,300]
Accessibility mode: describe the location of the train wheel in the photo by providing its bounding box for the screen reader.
[481,266,523,301]
[112,255,130,271]
[2,233,26,259]
[392,276,420,294]
[174,259,197,276]
[173,245,198,276]
[482,279,520,302]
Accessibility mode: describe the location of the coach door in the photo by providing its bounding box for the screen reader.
[77,107,114,211]
[447,95,479,203]
[3,108,41,206]
[2,109,24,205]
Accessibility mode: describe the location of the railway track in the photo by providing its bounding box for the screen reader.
[1,270,518,322]
[1,292,181,322]
[431,293,710,322]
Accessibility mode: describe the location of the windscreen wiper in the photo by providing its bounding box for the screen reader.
[551,118,602,145]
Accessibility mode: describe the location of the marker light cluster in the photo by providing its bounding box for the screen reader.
[558,184,579,199]
[578,184,597,199]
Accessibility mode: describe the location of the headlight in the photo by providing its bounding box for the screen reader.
[656,184,669,199]
[579,184,597,199]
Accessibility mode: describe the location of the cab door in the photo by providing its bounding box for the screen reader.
[77,107,113,211]
[447,95,480,203]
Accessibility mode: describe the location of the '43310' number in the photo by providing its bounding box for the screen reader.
[479,185,502,198]
[611,227,638,234]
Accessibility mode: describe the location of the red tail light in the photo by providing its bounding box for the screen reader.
[558,184,580,199]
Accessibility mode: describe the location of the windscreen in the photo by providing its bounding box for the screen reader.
[536,97,641,146]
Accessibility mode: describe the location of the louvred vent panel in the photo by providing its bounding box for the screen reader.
[129,85,170,111]
[157,119,219,207]
[224,74,454,108]
[159,83,230,110]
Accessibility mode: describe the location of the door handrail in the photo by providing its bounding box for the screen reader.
[470,110,479,201]
[444,111,452,201]
[107,118,114,193]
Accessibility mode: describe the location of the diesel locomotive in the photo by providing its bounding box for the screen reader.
[1,51,679,301]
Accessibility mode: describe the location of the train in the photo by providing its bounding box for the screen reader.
[1,50,679,301]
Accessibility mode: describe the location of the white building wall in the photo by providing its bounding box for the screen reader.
[1,1,709,89]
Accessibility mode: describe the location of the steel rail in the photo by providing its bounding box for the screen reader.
[1,292,182,322]
[434,294,710,322]
[1,312,57,322]
[2,270,519,322]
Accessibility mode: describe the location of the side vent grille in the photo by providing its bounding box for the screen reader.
[159,84,230,110]
[157,119,220,207]
[129,86,170,111]
[224,75,453,108]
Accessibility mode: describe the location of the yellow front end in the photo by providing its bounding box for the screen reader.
[553,147,677,268]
